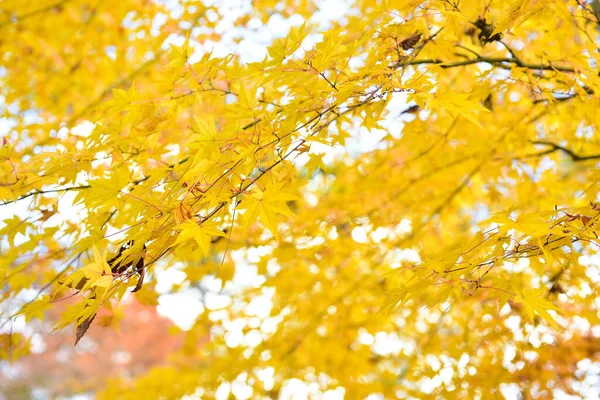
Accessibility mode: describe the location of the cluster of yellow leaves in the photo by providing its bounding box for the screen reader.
[240,186,297,240]
[2,0,600,398]
[175,220,226,256]
[80,246,115,289]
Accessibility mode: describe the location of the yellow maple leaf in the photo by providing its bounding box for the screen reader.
[175,220,226,256]
[513,288,560,329]
[81,245,113,288]
[240,185,297,240]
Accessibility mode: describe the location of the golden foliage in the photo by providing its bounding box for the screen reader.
[2,0,600,398]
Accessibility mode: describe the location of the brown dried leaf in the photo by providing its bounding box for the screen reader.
[401,104,421,115]
[400,32,422,50]
[75,313,97,345]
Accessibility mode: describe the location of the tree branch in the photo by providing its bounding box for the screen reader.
[0,185,91,206]
[408,57,575,73]
[531,141,600,161]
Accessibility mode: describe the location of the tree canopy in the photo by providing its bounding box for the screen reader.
[2,0,600,398]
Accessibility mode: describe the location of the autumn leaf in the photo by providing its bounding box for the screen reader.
[75,313,97,346]
[168,38,192,68]
[513,288,561,329]
[80,245,114,288]
[378,285,407,316]
[175,220,226,256]
[240,185,297,240]
[18,296,51,323]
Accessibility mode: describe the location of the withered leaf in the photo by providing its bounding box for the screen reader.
[401,104,420,115]
[75,312,97,345]
[400,32,422,50]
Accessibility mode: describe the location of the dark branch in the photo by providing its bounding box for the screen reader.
[531,141,600,161]
[407,57,575,73]
[0,185,91,206]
